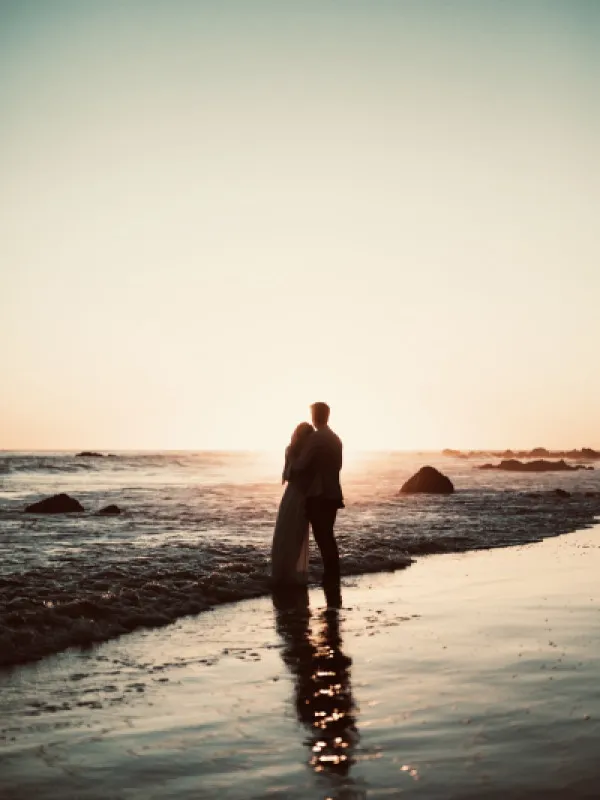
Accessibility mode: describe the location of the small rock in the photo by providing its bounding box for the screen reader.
[96,504,122,516]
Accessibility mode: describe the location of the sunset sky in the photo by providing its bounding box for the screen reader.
[1,0,599,451]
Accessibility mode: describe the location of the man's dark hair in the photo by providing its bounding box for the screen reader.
[311,402,330,426]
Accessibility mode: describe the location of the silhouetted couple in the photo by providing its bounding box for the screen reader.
[271,402,344,607]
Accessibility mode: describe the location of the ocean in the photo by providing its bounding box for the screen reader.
[1,450,600,668]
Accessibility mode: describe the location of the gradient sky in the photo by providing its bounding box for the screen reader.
[1,0,599,450]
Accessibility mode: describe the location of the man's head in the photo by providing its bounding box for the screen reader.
[310,402,330,429]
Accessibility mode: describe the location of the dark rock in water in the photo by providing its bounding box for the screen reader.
[400,466,454,494]
[96,504,122,516]
[25,493,84,513]
[477,459,590,473]
[76,451,104,457]
[553,488,571,498]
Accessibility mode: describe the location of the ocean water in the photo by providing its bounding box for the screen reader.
[1,450,599,668]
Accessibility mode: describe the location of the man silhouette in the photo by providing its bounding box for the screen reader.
[291,402,344,606]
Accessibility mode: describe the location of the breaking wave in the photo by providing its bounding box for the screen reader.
[1,451,599,667]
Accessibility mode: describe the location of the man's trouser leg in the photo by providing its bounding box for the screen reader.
[307,498,341,605]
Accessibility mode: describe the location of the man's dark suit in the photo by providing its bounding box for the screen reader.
[291,426,343,604]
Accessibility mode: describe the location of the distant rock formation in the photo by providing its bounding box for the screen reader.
[96,504,122,516]
[444,447,600,460]
[400,466,454,494]
[25,493,84,513]
[478,459,592,473]
[442,449,468,459]
[76,451,104,457]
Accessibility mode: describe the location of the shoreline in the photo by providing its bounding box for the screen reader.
[3,498,600,670]
[2,523,600,798]
[3,450,600,671]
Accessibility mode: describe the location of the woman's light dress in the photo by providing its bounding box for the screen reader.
[271,453,309,585]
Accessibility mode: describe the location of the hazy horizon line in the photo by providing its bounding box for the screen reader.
[2,446,599,455]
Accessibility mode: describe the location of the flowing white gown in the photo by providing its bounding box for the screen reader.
[271,454,309,585]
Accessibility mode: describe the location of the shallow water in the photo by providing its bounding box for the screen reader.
[1,529,600,799]
[1,450,600,666]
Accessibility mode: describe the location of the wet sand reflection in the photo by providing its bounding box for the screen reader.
[273,589,359,778]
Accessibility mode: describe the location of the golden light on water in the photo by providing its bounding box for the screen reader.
[274,601,357,776]
[401,764,421,781]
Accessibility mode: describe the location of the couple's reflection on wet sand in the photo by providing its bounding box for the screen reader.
[273,588,358,778]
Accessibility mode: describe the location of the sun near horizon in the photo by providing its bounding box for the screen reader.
[2,2,599,453]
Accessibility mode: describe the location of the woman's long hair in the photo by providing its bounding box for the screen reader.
[287,422,314,460]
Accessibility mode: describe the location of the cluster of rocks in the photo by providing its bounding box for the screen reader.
[478,459,594,473]
[443,447,600,461]
[24,493,122,516]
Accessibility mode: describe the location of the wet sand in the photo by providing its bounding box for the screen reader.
[2,525,600,799]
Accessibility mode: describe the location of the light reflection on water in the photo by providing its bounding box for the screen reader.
[273,589,360,794]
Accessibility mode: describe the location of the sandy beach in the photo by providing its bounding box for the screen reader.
[2,525,600,799]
